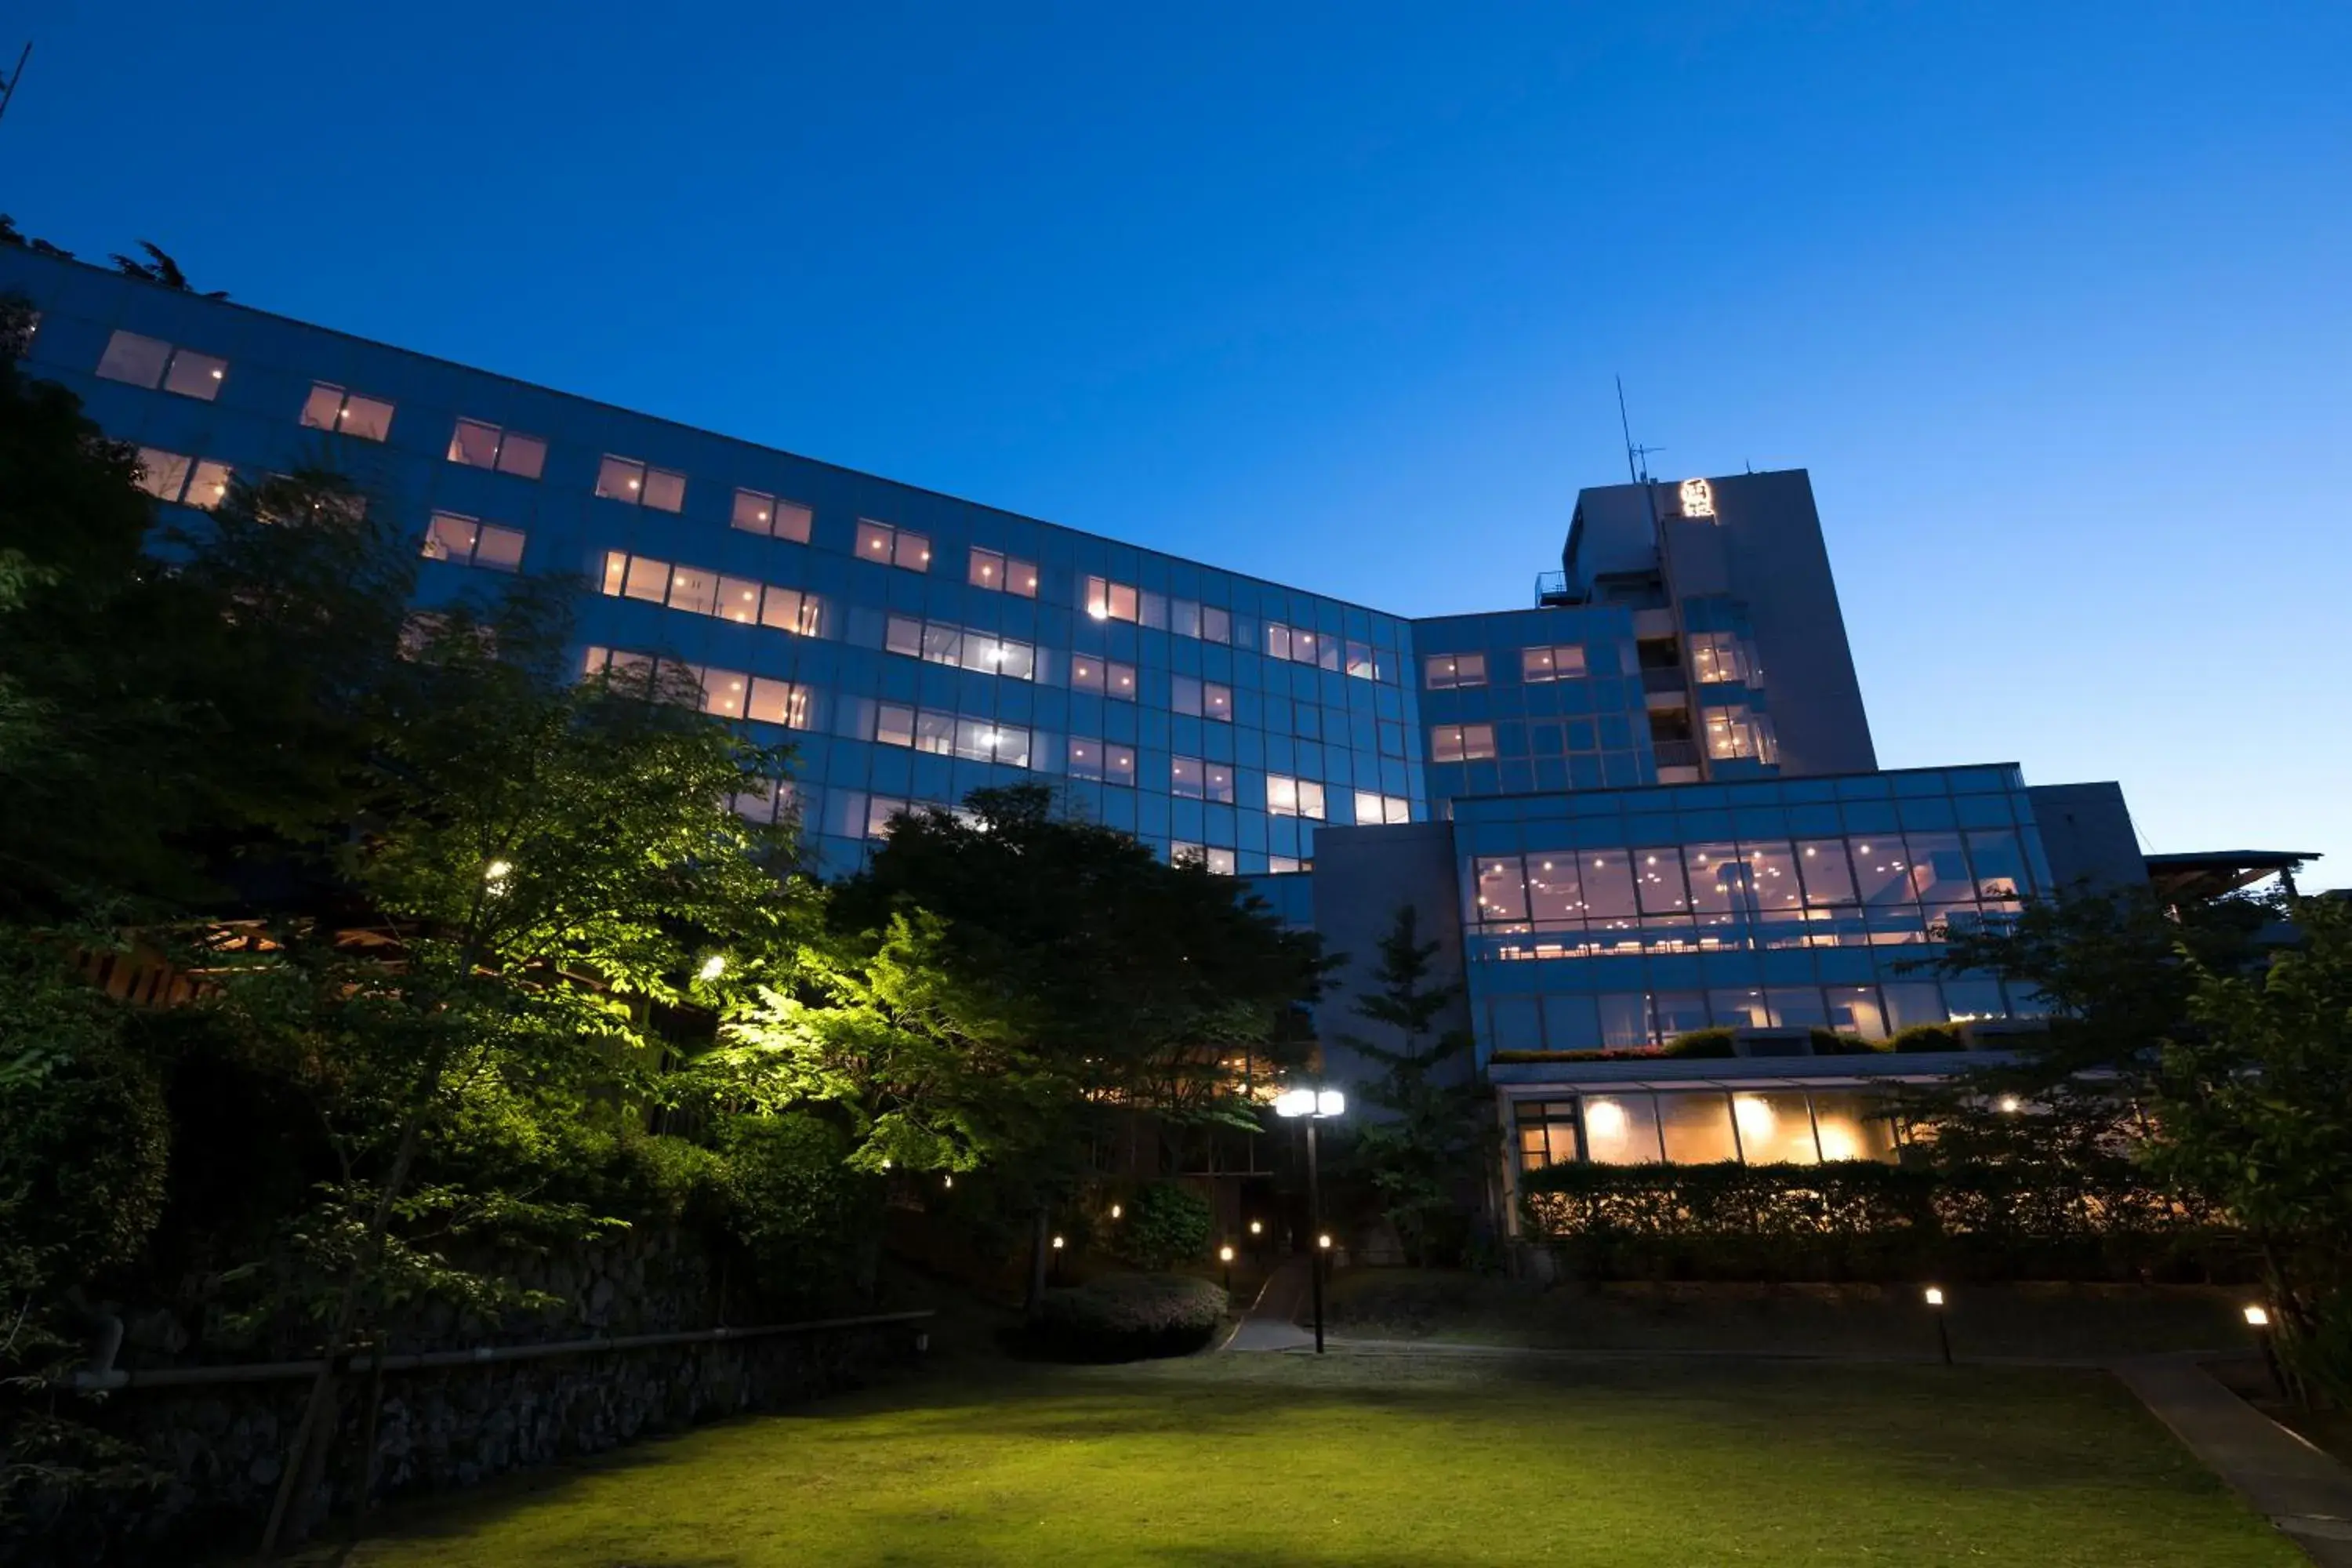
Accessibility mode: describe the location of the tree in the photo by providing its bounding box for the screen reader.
[109,240,227,299]
[1341,907,1486,1267]
[2151,895,2352,1404]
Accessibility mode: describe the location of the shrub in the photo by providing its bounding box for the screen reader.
[1517,1160,2240,1283]
[1808,1029,1888,1055]
[1033,1272,1226,1360]
[1116,1181,1213,1270]
[1890,1023,1967,1054]
[1661,1028,1736,1058]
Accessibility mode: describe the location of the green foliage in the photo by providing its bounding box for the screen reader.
[706,1114,882,1305]
[1114,1182,1213,1270]
[1519,1160,2235,1283]
[1031,1272,1225,1359]
[1662,1028,1736,1058]
[1889,1023,1967,1053]
[1341,907,1487,1267]
[2152,895,2352,1405]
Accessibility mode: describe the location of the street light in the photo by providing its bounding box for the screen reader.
[1924,1285,1952,1365]
[1276,1086,1345,1353]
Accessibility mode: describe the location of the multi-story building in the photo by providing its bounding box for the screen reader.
[3,249,2312,1219]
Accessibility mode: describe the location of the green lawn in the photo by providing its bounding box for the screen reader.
[347,1352,2299,1567]
[1322,1269,2257,1359]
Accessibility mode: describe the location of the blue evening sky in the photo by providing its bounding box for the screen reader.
[6,3,2347,885]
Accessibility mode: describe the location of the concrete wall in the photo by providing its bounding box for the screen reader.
[2027,782,2149,891]
[1657,470,1878,777]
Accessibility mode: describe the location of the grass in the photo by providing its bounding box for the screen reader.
[344,1350,2300,1566]
[1321,1269,2258,1359]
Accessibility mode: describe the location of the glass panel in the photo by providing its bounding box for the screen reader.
[1455,652,1486,685]
[471,524,525,572]
[622,557,669,602]
[770,500,812,543]
[1650,991,1710,1038]
[601,551,628,594]
[715,575,761,622]
[162,348,227,400]
[134,448,191,501]
[968,547,1004,589]
[1906,831,1974,906]
[1635,848,1689,914]
[1297,781,1325,818]
[299,384,345,431]
[449,418,502,467]
[1658,1092,1739,1163]
[495,432,546,479]
[886,615,924,658]
[856,521,894,560]
[747,678,807,728]
[1203,764,1234,804]
[1709,988,1769,1029]
[760,587,813,635]
[1172,675,1202,716]
[893,530,930,570]
[1852,835,1912,906]
[1172,757,1203,798]
[597,456,646,502]
[1882,982,1947,1032]
[1202,607,1230,643]
[96,330,171,387]
[1267,775,1299,817]
[1741,841,1803,911]
[1966,829,2027,899]
[1354,790,1383,825]
[1203,683,1232,721]
[1685,843,1742,917]
[914,711,956,754]
[1732,1092,1818,1164]
[996,640,1036,681]
[1106,662,1137,700]
[1346,641,1374,679]
[1108,583,1138,622]
[1807,1092,1898,1163]
[1580,851,1636,919]
[641,467,685,512]
[1552,644,1588,678]
[1581,1095,1664,1165]
[994,725,1033,768]
[1103,744,1135,783]
[1007,557,1036,596]
[922,622,963,665]
[424,514,477,563]
[1824,985,1888,1040]
[734,489,778,533]
[339,394,394,441]
[699,667,749,717]
[1526,853,1580,923]
[185,461,232,509]
[1798,839,1857,905]
[1461,724,1495,760]
[666,566,719,616]
[1070,657,1103,693]
[1767,986,1828,1029]
[1522,647,1555,681]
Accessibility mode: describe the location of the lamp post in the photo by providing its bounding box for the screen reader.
[1924,1285,1952,1365]
[1276,1087,1345,1353]
[1219,1244,1236,1295]
[2245,1304,2284,1399]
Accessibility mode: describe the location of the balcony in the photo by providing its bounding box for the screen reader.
[1652,739,1700,769]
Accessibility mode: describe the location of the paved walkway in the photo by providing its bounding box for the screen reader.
[2115,1356,2352,1568]
[1220,1258,1317,1352]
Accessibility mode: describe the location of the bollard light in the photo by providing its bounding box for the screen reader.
[1110,1203,1122,1220]
[1249,1219,1263,1236]
[1317,1233,1333,1250]
[1051,1235,1065,1250]
[1924,1285,1952,1364]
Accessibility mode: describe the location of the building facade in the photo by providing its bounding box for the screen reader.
[9,249,2257,1215]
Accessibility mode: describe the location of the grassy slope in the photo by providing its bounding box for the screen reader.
[349,1353,2297,1567]
[1320,1269,2257,1358]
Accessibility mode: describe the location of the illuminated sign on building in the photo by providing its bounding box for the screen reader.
[1679,477,1715,518]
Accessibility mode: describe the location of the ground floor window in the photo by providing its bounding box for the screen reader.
[1515,1087,1903,1171]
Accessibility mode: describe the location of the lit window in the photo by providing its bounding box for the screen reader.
[1267,775,1326,819]
[693,666,750,717]
[446,419,547,478]
[595,455,683,507]
[730,488,814,543]
[877,704,916,748]
[161,347,227,400]
[422,511,525,572]
[299,383,394,441]
[1203,682,1232,722]
[132,447,192,503]
[1106,661,1137,701]
[1522,645,1588,682]
[1425,653,1486,689]
[597,550,821,636]
[1010,557,1038,597]
[1355,790,1410,825]
[1202,606,1230,644]
[884,615,1033,679]
[1070,739,1136,785]
[1703,706,1757,760]
[970,546,1004,588]
[1171,757,1232,802]
[1268,855,1307,873]
[1071,657,1103,694]
[746,677,812,728]
[1431,724,1496,763]
[185,459,233,510]
[856,519,928,572]
[96,330,172,387]
[1085,575,1142,622]
[1346,641,1376,680]
[1690,632,1751,684]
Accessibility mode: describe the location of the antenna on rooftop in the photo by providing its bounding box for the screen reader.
[0,42,31,131]
[1615,375,1661,485]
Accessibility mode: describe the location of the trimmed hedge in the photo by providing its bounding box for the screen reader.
[1519,1160,2241,1283]
[1032,1272,1228,1361]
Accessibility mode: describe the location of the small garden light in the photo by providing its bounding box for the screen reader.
[1249,1219,1263,1237]
[2245,1304,2285,1397]
[1219,1243,1235,1291]
[2244,1304,2270,1328]
[1051,1235,1065,1250]
[1997,1095,2022,1114]
[1924,1286,1952,1365]
[1317,1233,1333,1250]
[1110,1203,1122,1220]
